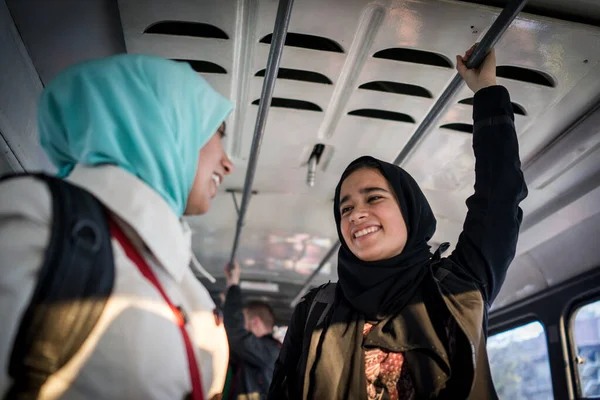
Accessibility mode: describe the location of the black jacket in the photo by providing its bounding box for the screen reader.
[223,285,281,400]
[268,86,528,400]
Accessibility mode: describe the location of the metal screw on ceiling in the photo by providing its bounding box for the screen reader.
[306,144,326,187]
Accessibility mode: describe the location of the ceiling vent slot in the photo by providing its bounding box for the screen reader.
[174,59,227,74]
[359,81,433,98]
[348,109,415,123]
[440,123,473,134]
[260,33,344,53]
[511,102,528,116]
[252,97,322,112]
[255,68,332,84]
[373,48,453,68]
[144,21,229,39]
[458,97,527,116]
[496,66,555,87]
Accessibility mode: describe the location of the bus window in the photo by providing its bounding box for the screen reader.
[572,300,600,398]
[487,321,554,399]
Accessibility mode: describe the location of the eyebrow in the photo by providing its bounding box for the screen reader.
[339,187,390,207]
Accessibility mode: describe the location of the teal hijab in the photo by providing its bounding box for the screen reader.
[38,54,233,216]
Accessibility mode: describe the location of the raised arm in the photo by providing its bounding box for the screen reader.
[222,263,277,369]
[448,46,528,305]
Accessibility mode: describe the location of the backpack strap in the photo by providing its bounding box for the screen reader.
[4,174,115,400]
[431,242,452,284]
[110,219,204,400]
[304,282,337,334]
[434,266,451,283]
[432,242,450,262]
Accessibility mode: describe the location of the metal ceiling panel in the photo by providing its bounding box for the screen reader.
[493,209,600,309]
[7,0,126,84]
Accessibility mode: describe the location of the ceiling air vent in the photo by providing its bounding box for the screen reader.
[144,21,229,39]
[458,97,527,116]
[359,81,433,98]
[252,97,322,112]
[373,48,453,68]
[174,59,227,74]
[255,68,332,84]
[497,66,555,87]
[260,32,344,53]
[440,123,473,134]
[348,109,415,123]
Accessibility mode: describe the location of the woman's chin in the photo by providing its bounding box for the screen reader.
[183,198,210,216]
[353,248,383,262]
[353,246,405,262]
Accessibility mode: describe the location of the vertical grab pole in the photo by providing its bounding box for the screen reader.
[229,0,295,265]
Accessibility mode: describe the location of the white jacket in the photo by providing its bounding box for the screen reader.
[0,165,229,399]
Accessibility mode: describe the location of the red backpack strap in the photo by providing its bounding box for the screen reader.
[109,219,205,400]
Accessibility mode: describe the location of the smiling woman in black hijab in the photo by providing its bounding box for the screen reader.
[268,45,528,400]
[335,156,437,321]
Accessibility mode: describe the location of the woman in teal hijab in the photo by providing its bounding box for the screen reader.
[38,53,234,216]
[0,54,236,400]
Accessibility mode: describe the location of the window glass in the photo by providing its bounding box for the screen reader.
[573,300,600,398]
[488,321,554,399]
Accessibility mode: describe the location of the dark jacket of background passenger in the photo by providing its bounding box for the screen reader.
[223,285,281,400]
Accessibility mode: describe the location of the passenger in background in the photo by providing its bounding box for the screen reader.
[0,55,234,399]
[223,262,281,400]
[269,45,528,399]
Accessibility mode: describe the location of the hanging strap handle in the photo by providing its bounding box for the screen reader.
[109,219,205,400]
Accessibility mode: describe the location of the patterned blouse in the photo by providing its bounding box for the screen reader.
[363,318,456,400]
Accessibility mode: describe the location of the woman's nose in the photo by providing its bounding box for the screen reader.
[349,208,368,224]
[222,151,234,175]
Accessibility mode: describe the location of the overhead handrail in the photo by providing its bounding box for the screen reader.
[290,0,529,306]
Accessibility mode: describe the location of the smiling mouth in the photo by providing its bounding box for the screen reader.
[353,226,381,239]
[211,173,222,188]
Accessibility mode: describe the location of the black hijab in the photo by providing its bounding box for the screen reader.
[334,156,436,321]
[305,156,451,399]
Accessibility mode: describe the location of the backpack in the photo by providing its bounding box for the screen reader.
[1,173,115,400]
